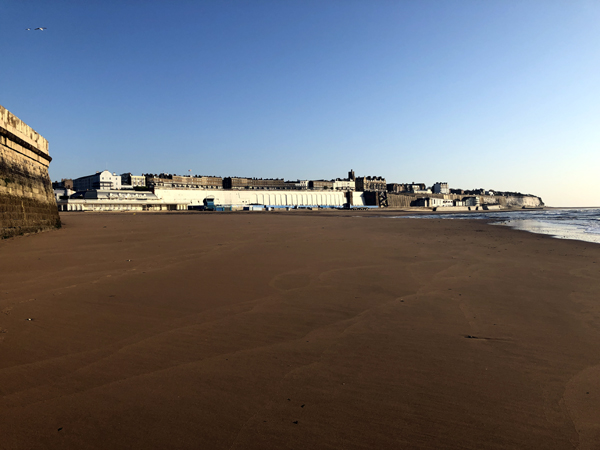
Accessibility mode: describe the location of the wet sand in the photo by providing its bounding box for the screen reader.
[1,211,600,449]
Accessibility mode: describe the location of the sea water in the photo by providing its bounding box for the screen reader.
[391,208,600,244]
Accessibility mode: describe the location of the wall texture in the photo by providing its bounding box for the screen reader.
[154,188,361,207]
[0,105,60,238]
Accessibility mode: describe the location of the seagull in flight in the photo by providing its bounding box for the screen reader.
[35,27,47,31]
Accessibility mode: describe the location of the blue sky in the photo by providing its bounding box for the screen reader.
[2,0,598,206]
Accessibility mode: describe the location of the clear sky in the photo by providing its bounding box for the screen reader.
[2,0,599,206]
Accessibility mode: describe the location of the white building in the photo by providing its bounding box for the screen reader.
[121,173,146,188]
[333,179,356,191]
[431,198,453,207]
[57,189,186,211]
[53,188,75,202]
[73,170,122,191]
[464,197,480,207]
[433,182,449,195]
[416,197,453,208]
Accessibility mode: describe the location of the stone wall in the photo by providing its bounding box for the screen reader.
[385,193,419,208]
[0,105,60,238]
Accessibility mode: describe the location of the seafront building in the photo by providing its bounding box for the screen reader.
[73,170,122,191]
[464,197,480,207]
[433,182,449,195]
[58,169,368,211]
[145,174,223,189]
[56,177,188,211]
[333,178,355,191]
[354,176,387,192]
[54,187,75,202]
[387,182,427,193]
[55,168,544,211]
[309,180,334,190]
[52,179,73,190]
[415,198,454,208]
[223,177,288,190]
[284,180,309,189]
[121,173,146,188]
[58,189,186,212]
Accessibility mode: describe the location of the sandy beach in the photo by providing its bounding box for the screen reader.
[1,210,600,449]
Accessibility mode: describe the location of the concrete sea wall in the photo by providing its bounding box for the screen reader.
[0,105,60,238]
[154,188,366,208]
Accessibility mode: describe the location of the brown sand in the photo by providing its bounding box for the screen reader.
[1,211,600,449]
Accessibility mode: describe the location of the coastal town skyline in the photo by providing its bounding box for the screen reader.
[50,167,542,213]
[55,168,539,198]
[4,1,598,208]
